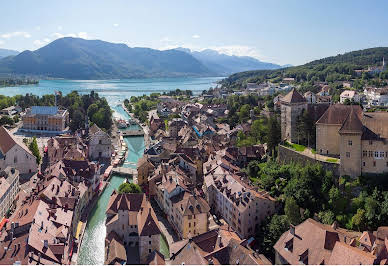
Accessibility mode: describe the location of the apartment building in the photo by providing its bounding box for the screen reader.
[154,172,210,239]
[204,163,276,239]
[0,167,19,218]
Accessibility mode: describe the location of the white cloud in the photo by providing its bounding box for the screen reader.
[35,26,41,31]
[0,40,4,45]
[33,38,51,47]
[208,45,262,59]
[52,32,77,39]
[77,32,89,39]
[57,26,63,31]
[192,34,200,39]
[113,23,119,27]
[159,43,263,60]
[1,31,31,39]
[33,40,44,46]
[160,37,171,42]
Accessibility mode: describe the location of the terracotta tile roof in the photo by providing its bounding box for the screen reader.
[0,126,17,154]
[273,219,360,265]
[0,126,33,156]
[170,191,210,216]
[359,231,377,249]
[190,226,242,255]
[170,241,208,265]
[339,107,364,133]
[106,191,146,214]
[316,104,362,125]
[362,112,388,139]
[138,205,161,236]
[146,250,165,265]
[327,241,376,265]
[281,89,306,104]
[105,231,127,264]
[0,233,30,265]
[89,123,102,135]
[204,239,270,265]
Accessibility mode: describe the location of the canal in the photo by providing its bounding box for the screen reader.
[77,105,168,264]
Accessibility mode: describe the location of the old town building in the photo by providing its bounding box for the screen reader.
[21,106,69,133]
[0,126,38,174]
[274,219,388,265]
[0,167,19,218]
[88,124,112,161]
[105,192,161,264]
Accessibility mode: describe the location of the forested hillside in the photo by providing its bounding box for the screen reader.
[221,47,388,89]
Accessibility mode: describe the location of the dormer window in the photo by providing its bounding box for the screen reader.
[284,238,293,252]
[299,249,309,265]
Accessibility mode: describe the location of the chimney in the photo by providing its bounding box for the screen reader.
[290,225,295,236]
[331,221,338,230]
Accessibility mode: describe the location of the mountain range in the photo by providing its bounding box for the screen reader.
[0,38,284,79]
[0,48,19,59]
[174,47,284,75]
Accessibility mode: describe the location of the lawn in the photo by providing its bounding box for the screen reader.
[326,158,339,163]
[284,142,306,152]
[160,234,170,259]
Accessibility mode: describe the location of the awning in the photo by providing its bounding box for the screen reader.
[0,217,9,233]
[75,221,83,240]
[104,165,113,178]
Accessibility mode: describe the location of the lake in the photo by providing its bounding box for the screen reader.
[0,77,223,105]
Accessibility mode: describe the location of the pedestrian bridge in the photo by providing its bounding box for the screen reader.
[112,167,137,177]
[121,129,144,136]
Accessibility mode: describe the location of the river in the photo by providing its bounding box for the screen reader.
[0,77,220,264]
[77,105,169,264]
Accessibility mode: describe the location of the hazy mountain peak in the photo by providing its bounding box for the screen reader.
[0,48,19,59]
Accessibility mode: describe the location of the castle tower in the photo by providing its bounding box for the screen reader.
[338,107,363,177]
[280,89,307,143]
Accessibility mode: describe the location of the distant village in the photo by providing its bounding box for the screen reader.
[0,59,388,265]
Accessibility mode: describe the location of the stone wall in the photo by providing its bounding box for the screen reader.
[278,145,340,176]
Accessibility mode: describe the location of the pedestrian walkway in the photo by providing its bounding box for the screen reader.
[150,199,180,246]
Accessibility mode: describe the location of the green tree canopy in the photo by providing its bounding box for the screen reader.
[28,136,41,165]
[118,182,142,194]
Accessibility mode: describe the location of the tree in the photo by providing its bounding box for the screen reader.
[87,103,99,119]
[352,208,366,231]
[285,197,301,225]
[318,210,335,225]
[70,109,85,132]
[0,115,14,126]
[118,182,142,194]
[260,215,290,260]
[238,104,251,123]
[267,116,281,155]
[28,137,41,165]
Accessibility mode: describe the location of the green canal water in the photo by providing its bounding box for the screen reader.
[77,105,169,264]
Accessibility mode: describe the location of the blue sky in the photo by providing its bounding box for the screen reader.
[0,0,387,65]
